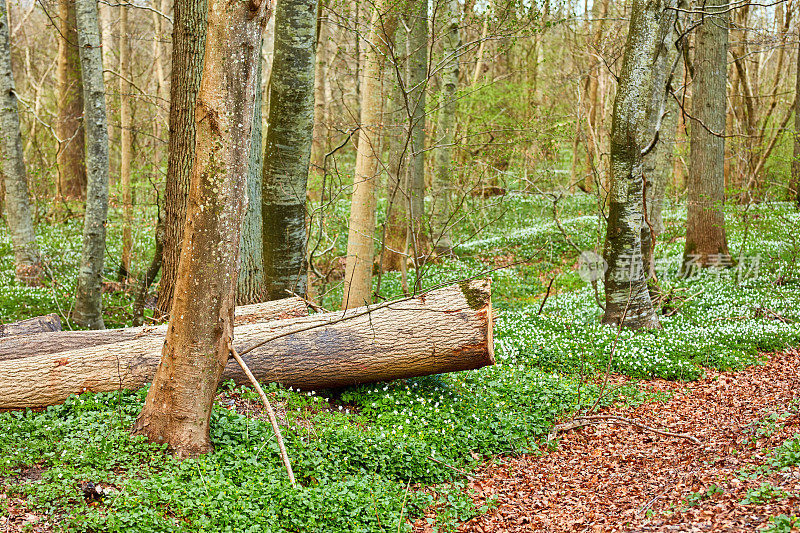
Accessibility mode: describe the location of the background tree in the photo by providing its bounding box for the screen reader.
[118,3,133,280]
[56,0,86,199]
[683,0,732,268]
[261,0,318,301]
[155,0,208,318]
[133,0,269,456]
[72,0,110,330]
[343,2,399,309]
[0,0,40,283]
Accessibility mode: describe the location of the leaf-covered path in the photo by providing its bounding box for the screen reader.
[454,350,800,532]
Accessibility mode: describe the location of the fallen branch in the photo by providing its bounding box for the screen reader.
[229,346,297,488]
[547,414,701,446]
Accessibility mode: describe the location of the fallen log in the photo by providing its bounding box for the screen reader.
[0,297,308,362]
[0,314,62,337]
[0,280,493,409]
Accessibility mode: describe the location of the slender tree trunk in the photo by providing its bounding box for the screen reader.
[383,53,409,273]
[155,0,208,317]
[310,0,328,173]
[602,0,671,329]
[132,0,268,457]
[56,0,86,199]
[118,4,133,280]
[432,0,459,254]
[405,0,428,271]
[343,2,399,309]
[683,0,731,268]
[237,56,265,305]
[583,0,609,192]
[792,32,800,206]
[261,0,318,301]
[73,0,110,330]
[151,1,168,180]
[0,0,41,283]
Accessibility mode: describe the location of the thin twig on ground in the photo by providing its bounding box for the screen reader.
[547,414,701,446]
[229,346,298,488]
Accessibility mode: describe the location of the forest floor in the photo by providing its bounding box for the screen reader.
[419,349,800,533]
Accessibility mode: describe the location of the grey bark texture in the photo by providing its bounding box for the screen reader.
[0,280,494,409]
[56,0,86,199]
[237,56,265,305]
[0,0,41,283]
[641,10,679,279]
[683,0,731,268]
[602,0,673,329]
[432,0,460,254]
[404,0,429,264]
[156,0,208,317]
[261,0,318,301]
[73,0,110,330]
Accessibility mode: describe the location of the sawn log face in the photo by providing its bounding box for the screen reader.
[0,281,493,408]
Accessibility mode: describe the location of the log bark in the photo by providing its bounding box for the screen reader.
[0,281,493,409]
[0,297,308,361]
[0,315,61,337]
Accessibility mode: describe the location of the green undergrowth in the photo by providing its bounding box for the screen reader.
[2,198,800,530]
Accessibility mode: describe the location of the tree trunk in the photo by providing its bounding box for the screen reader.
[405,0,428,270]
[56,0,86,200]
[343,2,399,309]
[641,15,679,279]
[155,0,208,318]
[683,0,731,268]
[0,281,493,409]
[261,0,318,301]
[583,0,609,192]
[791,30,800,206]
[0,0,41,284]
[310,0,328,173]
[0,314,61,337]
[132,0,269,457]
[383,63,409,273]
[602,0,671,329]
[0,297,308,361]
[72,0,110,330]
[237,56,266,305]
[432,0,459,255]
[118,4,133,280]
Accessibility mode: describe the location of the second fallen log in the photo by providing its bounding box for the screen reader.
[0,280,494,409]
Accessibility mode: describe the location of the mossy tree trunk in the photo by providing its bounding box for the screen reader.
[602,0,673,329]
[155,0,208,318]
[56,0,86,200]
[791,31,800,206]
[0,0,41,283]
[132,0,269,458]
[261,0,318,301]
[73,0,110,330]
[683,0,731,268]
[641,10,679,279]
